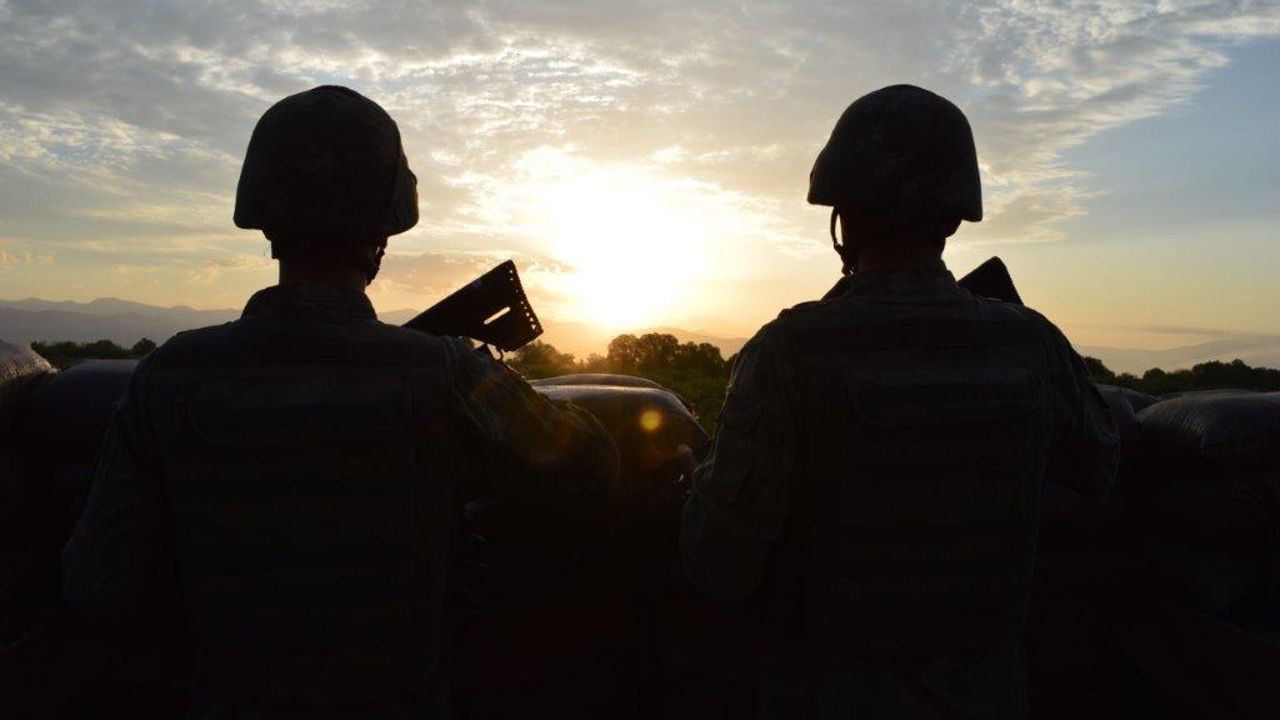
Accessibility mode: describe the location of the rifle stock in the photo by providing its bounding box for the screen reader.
[403,260,544,351]
[957,256,1023,305]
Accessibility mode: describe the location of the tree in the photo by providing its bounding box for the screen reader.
[1081,356,1115,383]
[131,338,157,356]
[1076,355,1280,395]
[506,340,578,380]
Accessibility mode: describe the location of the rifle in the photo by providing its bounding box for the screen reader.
[821,256,1024,305]
[403,260,544,352]
[956,256,1023,305]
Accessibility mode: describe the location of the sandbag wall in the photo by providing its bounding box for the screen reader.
[0,341,57,643]
[1,346,136,645]
[1123,390,1280,636]
[452,376,712,718]
[1036,384,1279,631]
[1027,384,1280,718]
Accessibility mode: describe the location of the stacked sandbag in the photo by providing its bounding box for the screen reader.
[1118,387,1159,413]
[0,340,54,437]
[18,360,138,538]
[455,375,708,717]
[533,379,709,491]
[530,373,664,390]
[1,357,136,646]
[0,342,58,642]
[1124,390,1280,633]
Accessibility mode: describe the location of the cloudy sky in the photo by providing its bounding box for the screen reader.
[1,0,1278,354]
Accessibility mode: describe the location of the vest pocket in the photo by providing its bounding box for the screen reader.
[702,437,757,504]
[845,364,1041,429]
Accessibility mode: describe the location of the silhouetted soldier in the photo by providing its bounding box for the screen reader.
[680,85,1119,718]
[61,86,619,719]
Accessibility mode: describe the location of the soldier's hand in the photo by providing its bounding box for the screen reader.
[674,444,697,485]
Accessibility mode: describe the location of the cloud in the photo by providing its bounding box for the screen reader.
[0,247,55,267]
[1,0,1278,301]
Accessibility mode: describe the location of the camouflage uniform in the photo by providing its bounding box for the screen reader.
[681,260,1119,719]
[62,283,619,719]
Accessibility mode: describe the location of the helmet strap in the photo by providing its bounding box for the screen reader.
[830,207,857,276]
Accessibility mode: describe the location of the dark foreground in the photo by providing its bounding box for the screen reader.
[2,345,1278,719]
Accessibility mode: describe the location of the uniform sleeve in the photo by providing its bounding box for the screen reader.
[680,324,798,600]
[1041,322,1121,498]
[445,341,620,502]
[61,365,170,628]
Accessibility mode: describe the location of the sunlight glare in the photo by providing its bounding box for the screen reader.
[520,152,718,330]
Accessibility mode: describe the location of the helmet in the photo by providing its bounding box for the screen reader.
[233,86,418,275]
[808,84,982,225]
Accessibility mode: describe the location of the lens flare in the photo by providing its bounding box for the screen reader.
[639,408,663,433]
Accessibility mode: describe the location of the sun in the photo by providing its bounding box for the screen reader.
[521,156,715,330]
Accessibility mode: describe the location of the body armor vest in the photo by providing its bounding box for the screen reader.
[143,299,456,707]
[784,278,1055,661]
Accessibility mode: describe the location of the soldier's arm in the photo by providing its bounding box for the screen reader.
[1042,322,1121,497]
[446,340,620,501]
[61,365,170,628]
[680,324,798,600]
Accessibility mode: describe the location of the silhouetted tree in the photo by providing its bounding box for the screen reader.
[30,339,149,368]
[1081,356,1280,395]
[506,340,578,379]
[1082,356,1116,383]
[131,338,157,356]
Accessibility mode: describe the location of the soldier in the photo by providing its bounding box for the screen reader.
[61,86,619,719]
[680,84,1119,718]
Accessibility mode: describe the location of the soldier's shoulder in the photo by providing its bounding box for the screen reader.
[965,293,1056,328]
[776,298,827,321]
[731,308,809,364]
[365,320,476,355]
[143,322,241,367]
[970,296,1075,353]
[347,320,480,370]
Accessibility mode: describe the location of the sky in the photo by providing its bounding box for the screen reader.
[1,0,1278,355]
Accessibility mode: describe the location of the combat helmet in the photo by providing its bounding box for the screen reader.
[233,85,418,279]
[809,84,982,260]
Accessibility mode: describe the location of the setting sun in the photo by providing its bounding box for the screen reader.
[515,150,725,330]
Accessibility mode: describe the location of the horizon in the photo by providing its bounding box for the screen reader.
[5,292,1280,376]
[2,2,1278,358]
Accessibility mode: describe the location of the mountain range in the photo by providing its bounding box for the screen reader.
[1,296,1275,374]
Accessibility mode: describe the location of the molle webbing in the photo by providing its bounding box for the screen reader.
[147,318,454,706]
[787,303,1052,658]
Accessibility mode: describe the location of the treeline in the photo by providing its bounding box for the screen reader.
[31,339,157,369]
[508,333,733,429]
[1083,356,1280,396]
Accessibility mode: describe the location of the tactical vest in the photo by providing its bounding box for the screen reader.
[143,314,456,707]
[784,286,1055,661]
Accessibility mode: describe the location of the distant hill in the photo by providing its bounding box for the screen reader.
[5,296,1273,374]
[0,298,240,346]
[1077,336,1280,375]
[0,297,751,358]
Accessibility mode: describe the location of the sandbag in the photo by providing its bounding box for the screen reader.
[1095,384,1140,442]
[1123,467,1280,622]
[1128,532,1265,620]
[529,373,663,390]
[38,457,100,541]
[0,341,54,438]
[0,538,60,641]
[534,384,708,489]
[1120,387,1159,413]
[0,447,38,543]
[18,359,137,457]
[1136,390,1280,472]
